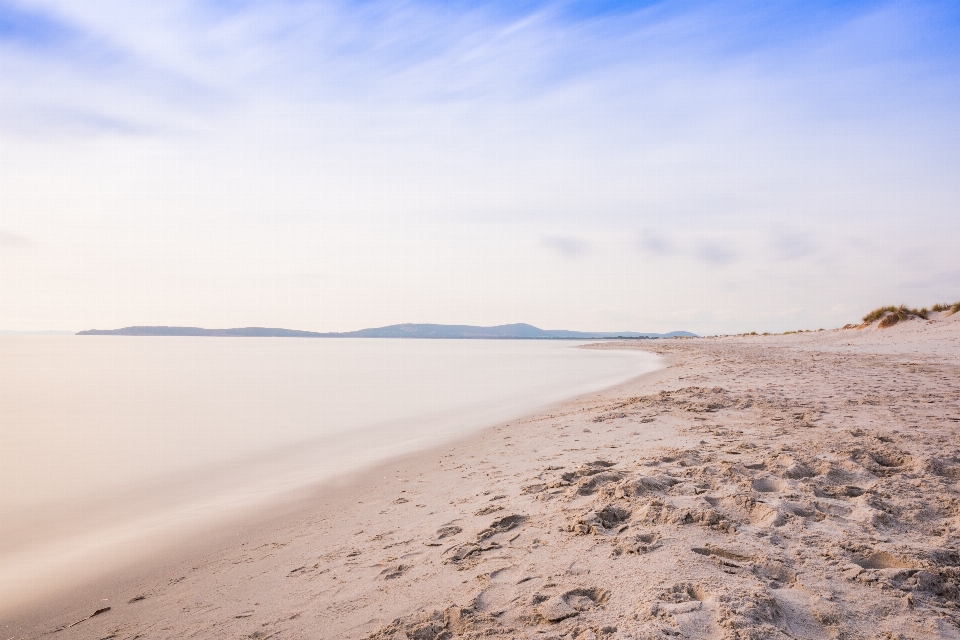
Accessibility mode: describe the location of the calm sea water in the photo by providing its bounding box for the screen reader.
[0,337,660,609]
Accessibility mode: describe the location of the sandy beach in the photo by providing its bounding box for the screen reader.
[6,310,960,639]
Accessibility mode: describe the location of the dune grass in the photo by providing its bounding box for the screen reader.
[862,301,959,328]
[931,302,960,315]
[862,306,898,324]
[876,306,925,328]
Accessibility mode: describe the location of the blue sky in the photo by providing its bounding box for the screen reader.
[1,0,958,333]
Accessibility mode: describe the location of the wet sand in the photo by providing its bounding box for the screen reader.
[5,311,960,639]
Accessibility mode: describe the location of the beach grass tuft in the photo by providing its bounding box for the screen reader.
[862,304,936,328]
[862,306,897,323]
[862,301,960,328]
[930,302,960,315]
[877,306,912,328]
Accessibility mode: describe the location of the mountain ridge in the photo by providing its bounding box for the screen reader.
[77,323,697,339]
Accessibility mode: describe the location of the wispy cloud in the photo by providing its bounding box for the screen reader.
[773,231,818,261]
[542,235,588,258]
[636,230,674,257]
[5,0,957,145]
[696,240,737,265]
[6,105,153,137]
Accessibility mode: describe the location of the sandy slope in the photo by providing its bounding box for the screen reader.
[5,311,960,639]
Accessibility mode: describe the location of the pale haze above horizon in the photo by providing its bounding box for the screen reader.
[1,0,958,335]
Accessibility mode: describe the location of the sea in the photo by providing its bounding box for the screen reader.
[0,336,661,610]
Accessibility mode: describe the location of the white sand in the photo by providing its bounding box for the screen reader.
[5,310,960,639]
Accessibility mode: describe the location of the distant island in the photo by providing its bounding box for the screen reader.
[77,323,697,339]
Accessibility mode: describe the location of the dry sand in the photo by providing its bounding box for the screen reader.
[5,311,960,639]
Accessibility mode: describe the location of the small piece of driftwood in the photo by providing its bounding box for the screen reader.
[57,607,111,631]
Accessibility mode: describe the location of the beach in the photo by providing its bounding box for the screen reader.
[5,311,960,639]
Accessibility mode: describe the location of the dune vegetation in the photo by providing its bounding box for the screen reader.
[932,301,960,315]
[861,301,959,328]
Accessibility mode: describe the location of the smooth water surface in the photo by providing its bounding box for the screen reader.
[0,337,660,609]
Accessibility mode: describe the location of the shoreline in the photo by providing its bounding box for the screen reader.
[1,347,668,627]
[6,313,960,639]
[0,340,659,618]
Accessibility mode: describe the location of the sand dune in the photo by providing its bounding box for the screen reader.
[6,310,960,639]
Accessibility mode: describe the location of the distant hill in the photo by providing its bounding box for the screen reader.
[77,323,697,339]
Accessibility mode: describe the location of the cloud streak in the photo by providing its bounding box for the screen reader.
[541,235,589,258]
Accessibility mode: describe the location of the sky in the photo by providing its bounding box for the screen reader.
[1,0,958,334]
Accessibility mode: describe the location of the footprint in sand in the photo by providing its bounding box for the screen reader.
[476,514,526,541]
[471,564,542,617]
[536,586,610,622]
[850,550,912,570]
[648,583,715,636]
[691,545,753,569]
[424,524,463,546]
[380,563,408,580]
[435,525,462,539]
[567,504,631,535]
[751,476,792,493]
[815,484,865,498]
[474,504,504,516]
[443,516,525,566]
[613,531,660,555]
